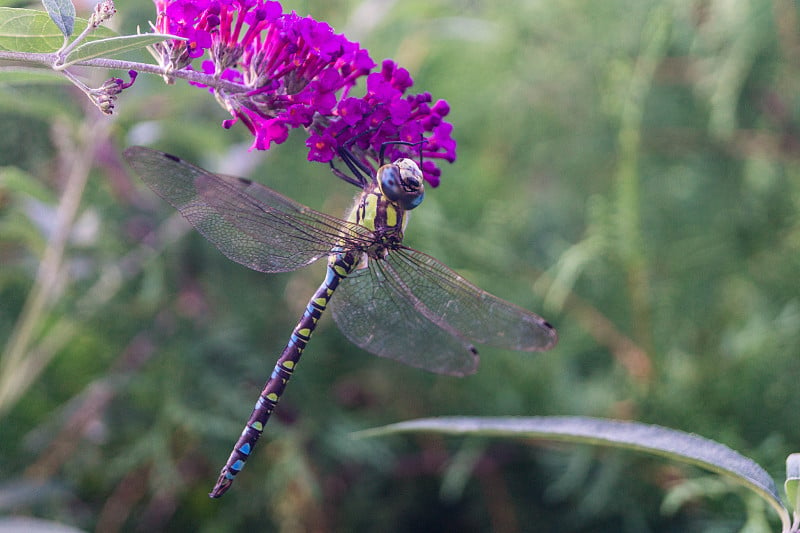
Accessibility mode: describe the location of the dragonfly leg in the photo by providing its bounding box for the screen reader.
[329,160,365,188]
[377,139,426,166]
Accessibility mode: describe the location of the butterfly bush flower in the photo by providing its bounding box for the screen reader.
[150,0,456,186]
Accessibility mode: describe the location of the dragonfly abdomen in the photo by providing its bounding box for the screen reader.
[209,251,360,498]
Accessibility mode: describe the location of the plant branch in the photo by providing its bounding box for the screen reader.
[0,112,113,415]
[0,213,190,417]
[0,50,248,94]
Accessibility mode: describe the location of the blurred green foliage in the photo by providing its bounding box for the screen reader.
[2,0,800,531]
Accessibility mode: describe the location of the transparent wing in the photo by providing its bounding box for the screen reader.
[386,247,557,350]
[331,247,556,375]
[331,262,480,376]
[124,146,374,273]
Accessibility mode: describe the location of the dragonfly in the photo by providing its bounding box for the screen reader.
[123,145,558,498]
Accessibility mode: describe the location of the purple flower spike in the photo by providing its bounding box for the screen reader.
[92,70,139,114]
[153,0,457,185]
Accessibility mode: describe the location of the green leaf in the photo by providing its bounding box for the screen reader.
[0,7,64,52]
[785,453,800,513]
[41,0,74,37]
[0,166,55,202]
[0,517,85,533]
[0,7,115,53]
[63,33,175,66]
[0,66,65,84]
[357,416,792,530]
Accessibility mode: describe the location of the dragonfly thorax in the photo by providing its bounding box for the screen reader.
[377,158,425,211]
[346,158,425,243]
[345,181,406,260]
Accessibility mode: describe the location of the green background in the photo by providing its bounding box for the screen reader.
[2,0,799,531]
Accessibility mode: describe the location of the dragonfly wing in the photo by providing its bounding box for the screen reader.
[384,247,557,351]
[124,147,372,273]
[331,260,479,376]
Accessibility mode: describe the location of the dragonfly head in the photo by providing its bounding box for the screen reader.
[377,158,425,210]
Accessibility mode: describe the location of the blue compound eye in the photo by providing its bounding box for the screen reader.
[380,165,403,200]
[378,159,425,210]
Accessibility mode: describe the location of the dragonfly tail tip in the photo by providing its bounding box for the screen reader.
[209,478,233,499]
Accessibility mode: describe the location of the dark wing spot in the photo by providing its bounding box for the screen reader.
[164,153,181,163]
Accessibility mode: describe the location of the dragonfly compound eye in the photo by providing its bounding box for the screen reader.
[378,158,425,210]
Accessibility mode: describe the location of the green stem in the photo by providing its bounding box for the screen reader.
[0,115,112,414]
[0,213,191,418]
[0,50,247,93]
[614,5,671,352]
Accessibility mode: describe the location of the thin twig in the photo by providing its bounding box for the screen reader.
[0,50,248,94]
[0,114,112,414]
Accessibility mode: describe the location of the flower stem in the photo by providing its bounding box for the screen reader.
[0,114,112,415]
[0,50,247,94]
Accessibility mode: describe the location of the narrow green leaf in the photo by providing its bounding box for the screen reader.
[41,0,74,37]
[785,453,800,513]
[1,166,55,203]
[0,82,82,120]
[0,66,65,84]
[0,7,115,53]
[357,416,792,530]
[63,33,175,66]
